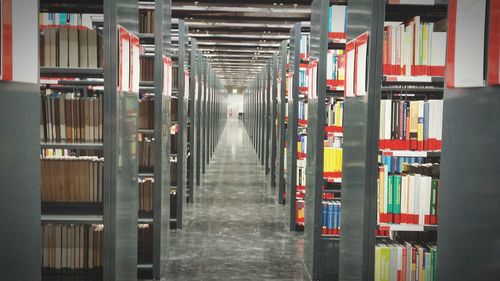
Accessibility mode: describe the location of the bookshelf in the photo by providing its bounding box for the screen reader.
[0,2,40,278]
[270,52,279,190]
[286,22,310,232]
[136,0,172,279]
[200,58,208,175]
[194,50,203,186]
[437,2,500,280]
[275,41,289,205]
[265,60,272,175]
[187,38,198,202]
[337,0,448,280]
[170,19,189,230]
[302,1,348,279]
[38,0,144,280]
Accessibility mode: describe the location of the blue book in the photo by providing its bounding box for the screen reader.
[327,203,334,233]
[322,202,328,229]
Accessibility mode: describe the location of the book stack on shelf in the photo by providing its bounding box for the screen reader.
[321,197,341,237]
[374,2,447,275]
[139,10,155,34]
[42,224,104,274]
[39,13,103,69]
[375,240,437,281]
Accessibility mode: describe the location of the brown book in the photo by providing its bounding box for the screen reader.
[88,29,98,69]
[79,29,88,68]
[65,98,72,142]
[79,225,85,269]
[68,28,79,68]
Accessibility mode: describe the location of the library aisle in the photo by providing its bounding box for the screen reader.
[166,119,307,280]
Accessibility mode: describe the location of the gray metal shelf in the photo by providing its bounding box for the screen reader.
[40,67,103,78]
[41,214,104,224]
[40,142,104,150]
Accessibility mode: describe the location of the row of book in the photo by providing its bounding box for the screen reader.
[297,135,308,155]
[40,26,103,68]
[39,13,95,28]
[140,56,155,82]
[296,200,305,226]
[383,17,446,76]
[375,241,437,281]
[42,224,103,270]
[324,147,343,175]
[378,163,440,225]
[297,159,307,187]
[299,66,309,88]
[41,92,103,143]
[326,99,343,127]
[139,98,155,130]
[380,156,434,174]
[298,101,308,121]
[139,10,155,34]
[138,225,153,264]
[327,50,345,81]
[379,99,443,151]
[139,179,154,214]
[328,5,347,37]
[299,35,310,60]
[139,138,155,171]
[321,200,341,235]
[41,157,104,203]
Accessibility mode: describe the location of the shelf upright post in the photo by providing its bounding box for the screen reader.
[271,53,279,187]
[337,0,385,280]
[103,0,140,280]
[175,20,188,229]
[187,39,197,202]
[195,50,203,186]
[0,1,40,280]
[265,60,272,175]
[201,58,207,175]
[286,22,302,231]
[276,41,288,204]
[151,0,172,279]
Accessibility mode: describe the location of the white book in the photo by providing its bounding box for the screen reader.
[431,32,446,67]
[59,28,69,68]
[409,175,415,222]
[331,6,347,33]
[453,0,486,87]
[401,175,408,222]
[384,100,392,141]
[379,100,386,140]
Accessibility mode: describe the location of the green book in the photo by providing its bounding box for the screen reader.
[430,179,438,224]
[393,175,401,222]
[387,175,394,221]
[380,246,391,281]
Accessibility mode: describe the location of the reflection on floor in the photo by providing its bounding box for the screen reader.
[165,119,307,281]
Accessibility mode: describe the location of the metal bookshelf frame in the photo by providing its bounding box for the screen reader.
[187,38,198,202]
[136,0,173,279]
[270,53,279,188]
[275,41,289,205]
[286,22,308,232]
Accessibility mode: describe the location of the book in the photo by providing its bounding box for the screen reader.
[139,178,154,216]
[328,5,347,39]
[139,136,155,173]
[39,15,104,69]
[41,91,103,143]
[379,99,443,151]
[42,224,104,271]
[375,241,437,281]
[321,200,341,236]
[378,161,440,225]
[41,156,104,203]
[383,17,446,76]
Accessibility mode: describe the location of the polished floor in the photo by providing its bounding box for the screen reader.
[166,119,308,281]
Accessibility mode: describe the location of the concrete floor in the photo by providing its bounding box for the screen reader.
[166,119,308,281]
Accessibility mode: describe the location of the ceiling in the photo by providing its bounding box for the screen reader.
[172,0,312,88]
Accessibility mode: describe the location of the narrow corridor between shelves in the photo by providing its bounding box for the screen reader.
[166,119,307,281]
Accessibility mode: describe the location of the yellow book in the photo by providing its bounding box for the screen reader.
[380,246,390,281]
[375,246,381,281]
